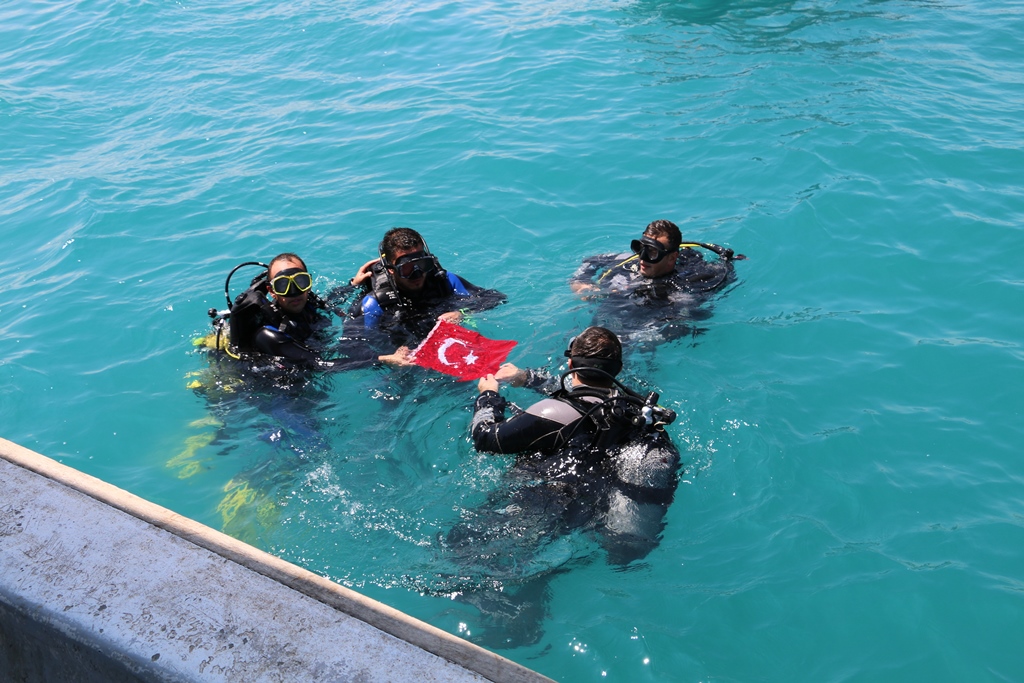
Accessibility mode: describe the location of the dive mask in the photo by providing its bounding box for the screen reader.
[630,236,676,264]
[391,251,435,279]
[269,268,312,297]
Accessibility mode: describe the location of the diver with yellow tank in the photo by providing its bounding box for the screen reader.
[183,253,410,541]
[198,252,410,369]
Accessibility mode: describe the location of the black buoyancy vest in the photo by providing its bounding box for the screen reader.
[552,387,648,452]
[368,260,453,313]
[228,285,278,352]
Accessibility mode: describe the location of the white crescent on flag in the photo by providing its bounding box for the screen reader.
[437,338,466,366]
[437,338,479,367]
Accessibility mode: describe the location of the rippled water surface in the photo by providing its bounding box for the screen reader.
[3,0,1023,680]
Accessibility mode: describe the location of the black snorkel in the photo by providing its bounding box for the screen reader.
[373,249,407,311]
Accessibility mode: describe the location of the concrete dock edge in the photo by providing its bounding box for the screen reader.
[0,437,555,683]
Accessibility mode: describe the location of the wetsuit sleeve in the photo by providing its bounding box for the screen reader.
[253,327,377,372]
[449,274,506,313]
[518,368,560,393]
[569,254,620,286]
[471,391,573,454]
[318,337,381,371]
[317,356,377,371]
[346,295,365,320]
[253,327,320,363]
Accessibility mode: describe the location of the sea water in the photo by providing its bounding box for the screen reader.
[2,0,1023,680]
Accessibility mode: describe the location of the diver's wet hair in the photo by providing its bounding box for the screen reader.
[568,326,623,387]
[380,228,425,263]
[269,252,307,274]
[643,220,682,251]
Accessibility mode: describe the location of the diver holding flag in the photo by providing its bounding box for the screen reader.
[432,326,681,646]
[348,228,507,349]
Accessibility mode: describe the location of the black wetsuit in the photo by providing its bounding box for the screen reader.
[466,378,680,565]
[234,292,377,372]
[471,388,606,456]
[570,244,738,344]
[348,262,506,348]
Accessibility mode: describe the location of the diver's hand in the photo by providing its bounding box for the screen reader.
[438,310,463,324]
[494,363,525,386]
[351,259,378,288]
[378,346,413,366]
[478,374,499,394]
[570,282,600,296]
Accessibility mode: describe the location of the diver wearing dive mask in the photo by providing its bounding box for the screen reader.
[389,249,438,284]
[348,227,507,347]
[206,252,409,370]
[572,218,742,295]
[567,219,745,346]
[629,234,680,278]
[467,326,681,566]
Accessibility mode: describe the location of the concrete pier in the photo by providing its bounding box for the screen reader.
[0,438,553,683]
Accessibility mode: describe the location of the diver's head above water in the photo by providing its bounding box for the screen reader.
[632,219,682,279]
[268,252,312,315]
[379,227,439,294]
[564,326,623,388]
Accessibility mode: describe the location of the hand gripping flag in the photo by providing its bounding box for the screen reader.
[411,319,517,381]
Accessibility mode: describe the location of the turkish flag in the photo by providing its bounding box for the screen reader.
[411,319,517,381]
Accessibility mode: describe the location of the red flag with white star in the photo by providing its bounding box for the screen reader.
[410,319,518,381]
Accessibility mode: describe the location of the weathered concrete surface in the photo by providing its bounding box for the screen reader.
[0,438,554,683]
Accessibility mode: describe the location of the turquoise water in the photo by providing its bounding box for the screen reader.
[3,0,1024,679]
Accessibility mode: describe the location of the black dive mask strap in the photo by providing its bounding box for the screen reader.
[569,356,623,378]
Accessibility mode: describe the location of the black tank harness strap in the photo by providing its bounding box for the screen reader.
[368,257,454,313]
[548,369,677,454]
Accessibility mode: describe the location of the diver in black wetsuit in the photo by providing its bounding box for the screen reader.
[437,327,679,647]
[204,252,410,371]
[191,253,415,540]
[569,219,744,345]
[347,228,506,348]
[469,326,681,560]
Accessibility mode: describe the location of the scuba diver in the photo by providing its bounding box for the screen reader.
[435,327,680,647]
[201,252,410,370]
[569,219,745,346]
[469,326,680,546]
[348,228,507,348]
[187,253,410,543]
